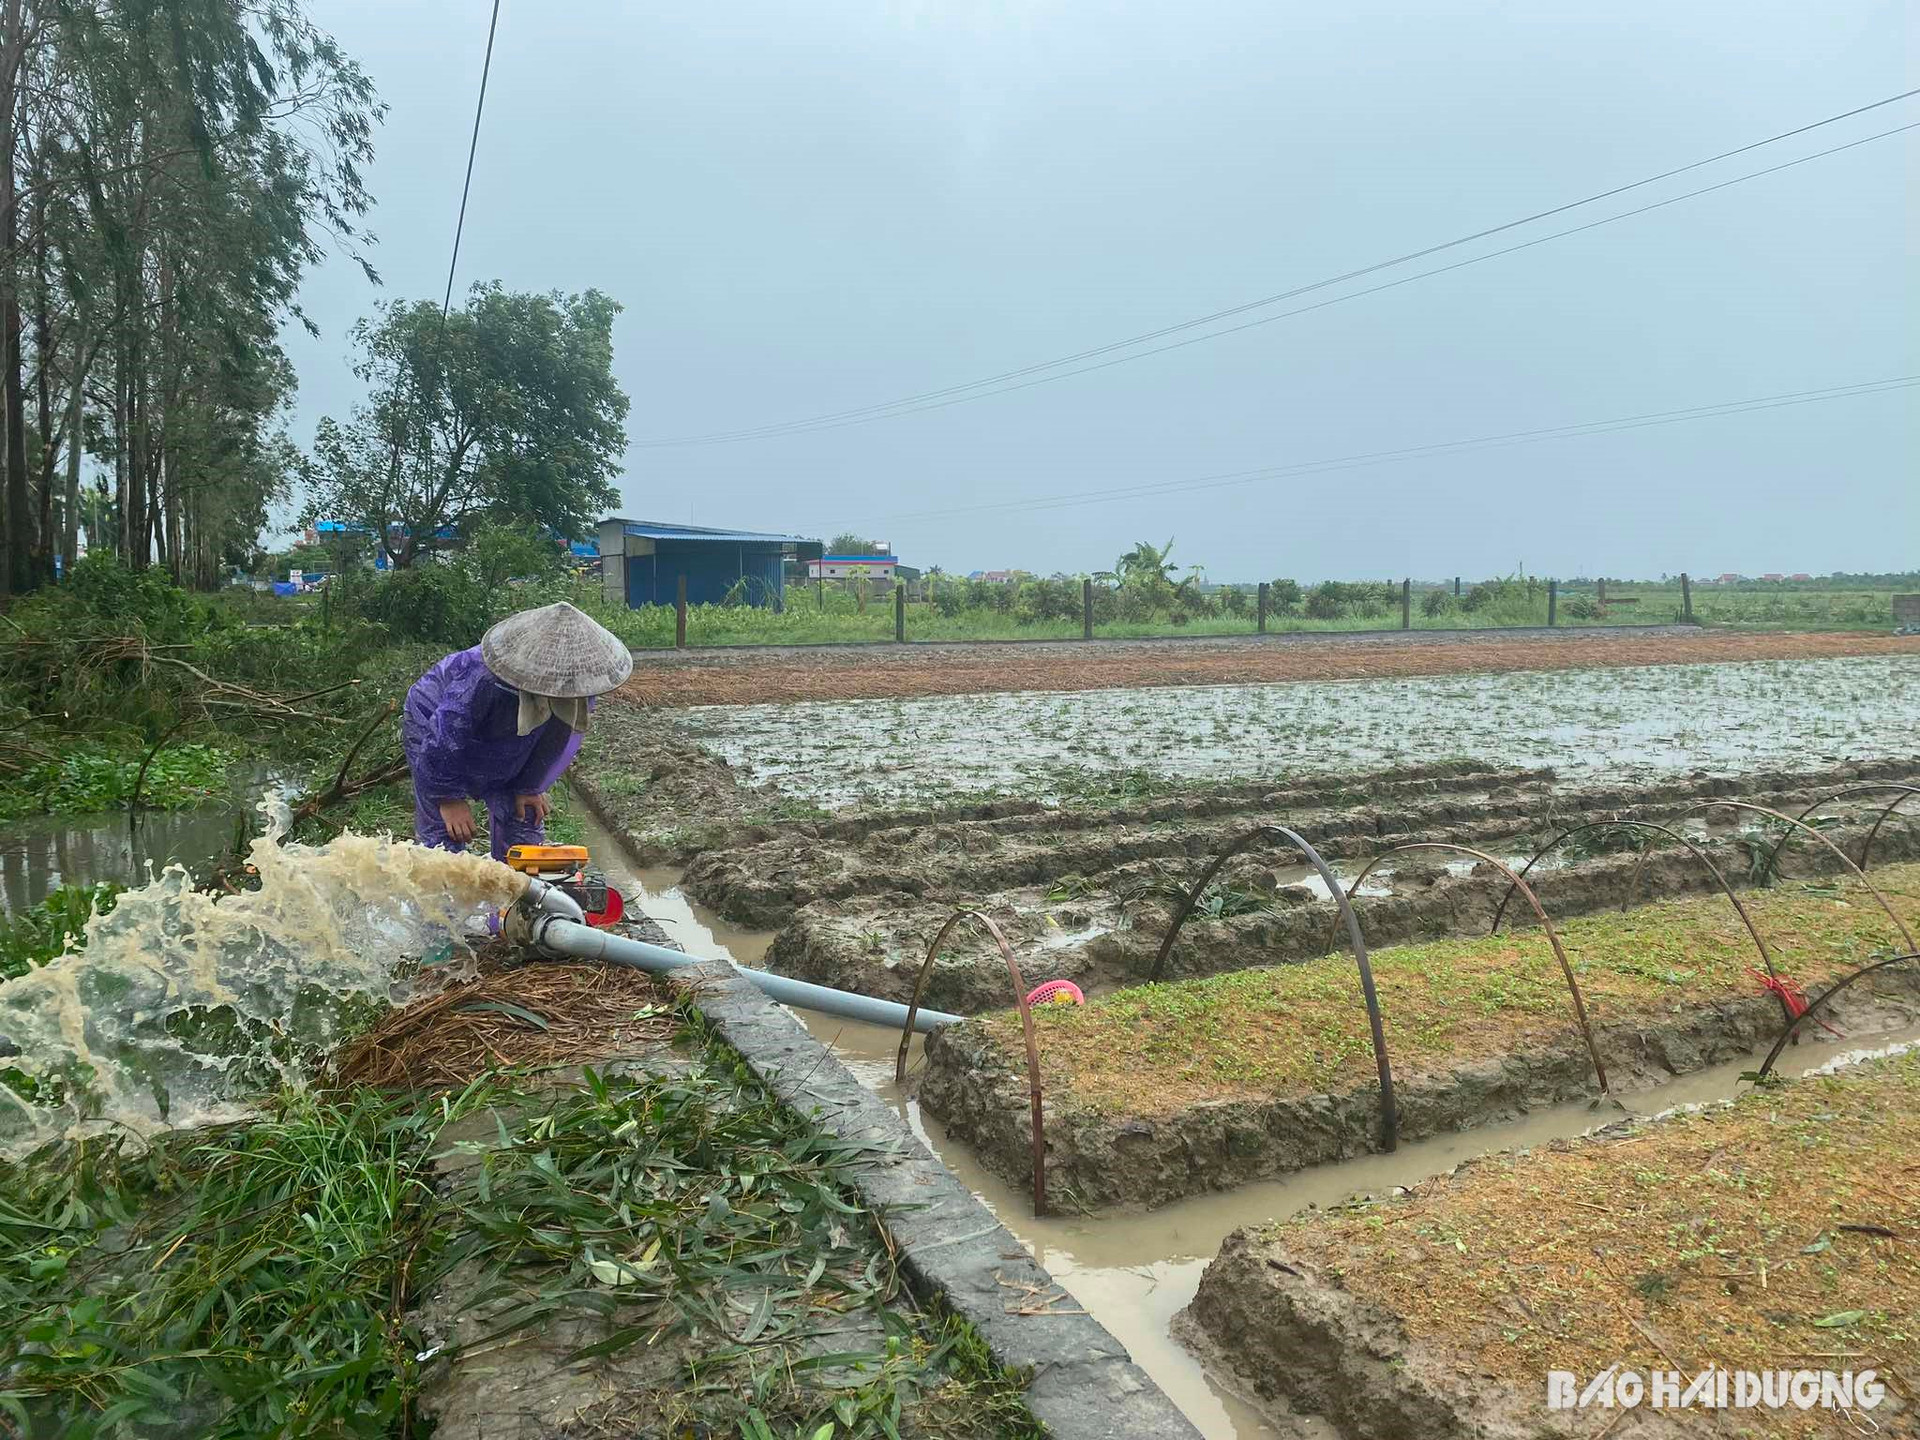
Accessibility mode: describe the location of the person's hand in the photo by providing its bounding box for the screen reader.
[438,799,476,844]
[515,793,552,824]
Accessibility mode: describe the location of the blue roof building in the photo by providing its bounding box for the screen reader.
[595,518,823,611]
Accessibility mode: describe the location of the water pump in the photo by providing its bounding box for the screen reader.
[503,844,625,927]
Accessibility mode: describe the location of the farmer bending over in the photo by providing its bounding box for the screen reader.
[404,601,632,859]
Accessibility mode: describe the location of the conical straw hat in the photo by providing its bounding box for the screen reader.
[481,602,634,698]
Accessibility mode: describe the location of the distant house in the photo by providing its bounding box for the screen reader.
[1760,573,1785,582]
[1715,573,1742,584]
[1790,573,1813,582]
[968,570,1030,585]
[809,553,899,582]
[597,518,822,610]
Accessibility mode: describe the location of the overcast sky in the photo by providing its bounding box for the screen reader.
[283,1,1918,582]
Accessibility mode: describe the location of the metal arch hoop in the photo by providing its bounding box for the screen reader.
[1758,783,1920,880]
[1150,823,1399,1152]
[1752,952,1919,1081]
[1697,800,1917,954]
[1339,842,1611,1096]
[1489,819,1791,1025]
[896,909,1050,1213]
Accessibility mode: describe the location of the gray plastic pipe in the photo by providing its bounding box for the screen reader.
[528,912,962,1034]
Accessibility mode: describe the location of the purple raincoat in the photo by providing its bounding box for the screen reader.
[403,646,587,859]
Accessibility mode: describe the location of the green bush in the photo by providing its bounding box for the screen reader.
[40,555,208,643]
[1421,588,1454,618]
[347,523,573,648]
[1561,594,1597,620]
[1303,582,1345,619]
[0,744,232,821]
[353,562,497,646]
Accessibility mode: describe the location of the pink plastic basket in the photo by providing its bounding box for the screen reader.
[1025,979,1086,1008]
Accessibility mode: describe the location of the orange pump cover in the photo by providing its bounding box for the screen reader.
[504,844,591,874]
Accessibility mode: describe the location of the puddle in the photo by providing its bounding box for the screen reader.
[621,859,778,965]
[0,769,295,916]
[677,655,1920,809]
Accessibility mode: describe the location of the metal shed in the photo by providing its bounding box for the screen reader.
[595,518,823,611]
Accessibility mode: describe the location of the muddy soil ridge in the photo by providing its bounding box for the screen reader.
[683,756,1920,925]
[920,972,1920,1211]
[773,813,1920,1015]
[701,757,1920,1017]
[913,843,1920,1210]
[613,627,1920,707]
[1182,1045,1920,1439]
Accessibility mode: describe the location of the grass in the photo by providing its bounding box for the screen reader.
[977,864,1920,1116]
[0,1019,1040,1439]
[584,584,1909,650]
[1265,1046,1920,1436]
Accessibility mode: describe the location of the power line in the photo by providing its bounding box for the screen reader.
[774,123,1920,447]
[638,88,1920,448]
[441,0,504,324]
[874,375,1920,522]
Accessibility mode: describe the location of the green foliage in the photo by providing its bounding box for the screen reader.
[0,1087,461,1439]
[1561,594,1598,620]
[0,1057,1037,1439]
[1421,588,1454,618]
[1304,580,1395,620]
[1,556,395,757]
[0,745,231,821]
[1268,578,1302,612]
[350,522,572,647]
[35,557,208,642]
[0,884,121,981]
[6,0,381,593]
[306,286,629,568]
[1112,537,1181,592]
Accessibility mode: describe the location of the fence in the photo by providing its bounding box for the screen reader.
[664,572,1707,648]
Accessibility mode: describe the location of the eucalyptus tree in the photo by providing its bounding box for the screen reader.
[0,0,382,593]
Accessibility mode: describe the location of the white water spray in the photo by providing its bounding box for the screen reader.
[0,798,528,1158]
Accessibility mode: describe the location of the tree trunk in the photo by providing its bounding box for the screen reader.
[61,320,83,571]
[33,242,54,583]
[2,215,30,593]
[156,257,180,583]
[127,355,147,569]
[113,350,130,560]
[0,0,20,597]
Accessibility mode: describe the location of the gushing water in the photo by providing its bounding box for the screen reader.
[0,799,528,1158]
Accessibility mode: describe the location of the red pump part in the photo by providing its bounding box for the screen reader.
[585,886,625,928]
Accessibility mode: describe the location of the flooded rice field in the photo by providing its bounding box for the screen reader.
[677,654,1920,808]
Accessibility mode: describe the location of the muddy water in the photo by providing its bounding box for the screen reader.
[0,799,527,1157]
[574,811,1913,1439]
[0,806,249,916]
[679,654,1920,809]
[0,771,290,915]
